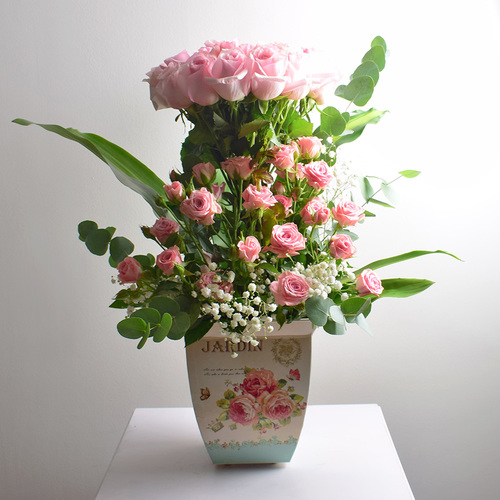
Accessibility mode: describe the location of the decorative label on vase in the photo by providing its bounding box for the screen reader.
[186,322,313,464]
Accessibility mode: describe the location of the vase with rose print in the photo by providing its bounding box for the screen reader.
[186,321,312,464]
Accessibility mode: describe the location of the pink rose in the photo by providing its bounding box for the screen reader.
[259,389,295,421]
[221,156,254,180]
[299,160,334,189]
[192,162,215,185]
[249,44,288,100]
[242,369,278,398]
[178,52,220,106]
[267,143,298,170]
[180,187,222,225]
[145,52,193,110]
[274,195,293,216]
[206,47,251,101]
[150,217,180,244]
[296,136,322,159]
[156,246,182,275]
[329,234,357,260]
[281,49,310,100]
[211,182,226,201]
[237,236,261,263]
[332,200,365,227]
[117,257,142,283]
[242,185,276,211]
[269,270,310,306]
[300,198,330,225]
[163,181,185,204]
[356,269,384,297]
[228,394,260,426]
[263,223,306,258]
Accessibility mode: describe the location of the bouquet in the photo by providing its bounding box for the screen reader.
[14,38,456,354]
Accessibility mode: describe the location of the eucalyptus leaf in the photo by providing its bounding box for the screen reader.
[149,296,181,316]
[341,297,371,319]
[184,318,214,346]
[305,296,335,327]
[117,317,147,340]
[320,107,346,136]
[399,170,421,178]
[78,220,97,241]
[152,313,173,343]
[371,36,387,52]
[288,118,314,138]
[323,318,345,335]
[239,119,269,138]
[85,228,112,256]
[110,236,134,263]
[168,312,191,340]
[354,314,374,335]
[131,308,161,326]
[335,76,374,106]
[362,45,386,71]
[352,61,379,85]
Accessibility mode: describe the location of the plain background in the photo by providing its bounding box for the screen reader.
[1,1,499,499]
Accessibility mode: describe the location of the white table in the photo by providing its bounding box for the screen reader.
[96,405,415,500]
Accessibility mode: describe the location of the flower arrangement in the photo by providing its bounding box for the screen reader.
[14,37,457,354]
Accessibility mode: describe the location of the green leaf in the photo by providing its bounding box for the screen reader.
[239,119,269,138]
[117,317,147,340]
[133,254,155,268]
[78,220,98,241]
[345,108,387,131]
[362,45,386,71]
[259,262,279,274]
[355,314,374,335]
[329,304,345,324]
[176,295,201,325]
[371,36,387,52]
[168,312,191,340]
[152,313,173,343]
[85,228,112,256]
[379,278,435,298]
[381,182,398,204]
[335,76,374,106]
[320,107,346,136]
[148,296,180,316]
[323,318,345,335]
[341,297,371,320]
[131,307,161,326]
[305,296,335,327]
[360,176,375,201]
[184,318,214,346]
[355,250,461,276]
[12,119,167,216]
[109,236,134,264]
[288,118,314,138]
[352,61,379,85]
[399,170,421,178]
[369,198,394,208]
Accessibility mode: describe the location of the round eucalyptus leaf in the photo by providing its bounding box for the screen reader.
[352,61,379,85]
[85,228,112,256]
[131,308,161,326]
[117,317,147,339]
[110,236,134,263]
[167,312,191,340]
[78,220,98,241]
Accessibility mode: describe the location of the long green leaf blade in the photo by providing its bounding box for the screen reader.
[13,119,167,214]
[355,250,461,276]
[380,278,435,298]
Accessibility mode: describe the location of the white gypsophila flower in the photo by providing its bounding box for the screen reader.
[227,271,235,283]
[242,291,250,298]
[208,262,217,271]
[201,287,212,298]
[341,293,349,301]
[248,283,257,292]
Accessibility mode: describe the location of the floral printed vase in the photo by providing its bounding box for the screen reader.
[186,321,313,464]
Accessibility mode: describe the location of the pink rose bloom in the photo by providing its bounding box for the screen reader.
[242,369,278,398]
[206,47,251,101]
[163,181,185,204]
[156,246,182,275]
[296,136,322,159]
[242,184,276,211]
[332,200,365,227]
[237,236,261,263]
[270,270,310,306]
[259,389,295,421]
[274,195,293,216]
[180,187,222,225]
[271,181,286,195]
[221,156,254,180]
[192,162,215,185]
[178,52,220,106]
[300,198,330,225]
[228,394,260,426]
[145,52,193,110]
[249,44,288,100]
[356,269,384,297]
[203,40,239,57]
[263,223,306,258]
[267,143,298,170]
[300,160,334,189]
[117,257,142,283]
[211,182,226,201]
[150,217,180,244]
[329,234,357,260]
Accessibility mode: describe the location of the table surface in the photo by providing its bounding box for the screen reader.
[96,404,415,500]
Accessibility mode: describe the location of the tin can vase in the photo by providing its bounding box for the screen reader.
[186,321,313,465]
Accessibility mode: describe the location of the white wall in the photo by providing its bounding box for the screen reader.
[1,1,499,498]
